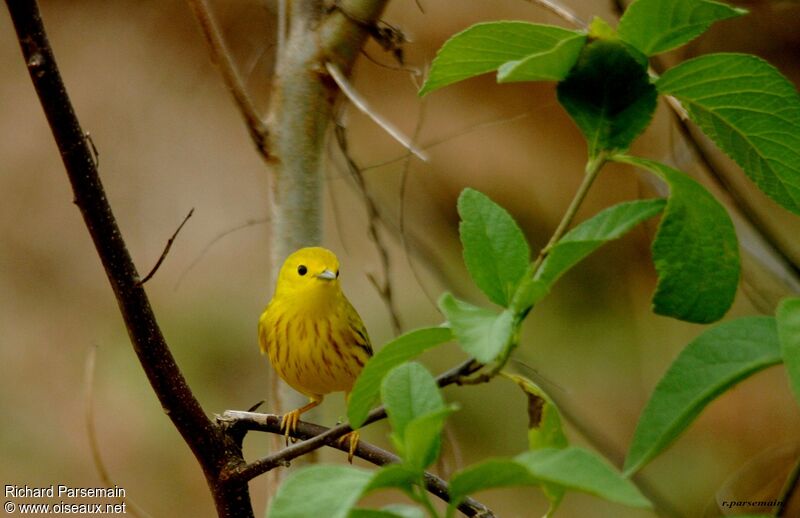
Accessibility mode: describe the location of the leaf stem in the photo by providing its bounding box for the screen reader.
[416,476,443,518]
[534,152,608,270]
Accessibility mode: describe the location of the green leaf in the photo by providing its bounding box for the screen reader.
[533,199,666,301]
[557,39,657,157]
[449,459,537,512]
[447,457,565,517]
[588,17,617,40]
[449,449,648,514]
[365,464,418,494]
[614,156,740,323]
[381,362,445,446]
[403,406,458,470]
[618,0,745,56]
[496,33,587,83]
[624,317,781,475]
[458,188,530,307]
[438,293,516,363]
[419,22,585,96]
[517,447,652,508]
[777,297,800,406]
[269,465,372,518]
[657,53,800,215]
[503,373,568,450]
[348,327,453,428]
[364,464,419,494]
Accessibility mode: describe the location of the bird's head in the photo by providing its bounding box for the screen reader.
[274,247,342,299]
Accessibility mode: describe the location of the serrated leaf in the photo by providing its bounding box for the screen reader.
[557,39,657,157]
[615,156,740,323]
[269,465,373,518]
[624,317,781,475]
[458,188,530,307]
[618,0,745,56]
[438,293,516,363]
[532,199,666,302]
[657,53,800,215]
[777,297,800,406]
[496,33,587,83]
[348,327,453,429]
[504,373,568,450]
[517,447,651,508]
[420,22,585,96]
[382,362,445,446]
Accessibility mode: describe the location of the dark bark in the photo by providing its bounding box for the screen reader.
[4,2,252,516]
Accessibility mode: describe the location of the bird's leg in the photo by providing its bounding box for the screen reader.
[280,397,321,445]
[337,430,359,463]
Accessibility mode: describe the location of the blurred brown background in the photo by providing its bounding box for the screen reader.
[2,1,800,517]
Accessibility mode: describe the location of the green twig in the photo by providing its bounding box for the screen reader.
[534,152,607,270]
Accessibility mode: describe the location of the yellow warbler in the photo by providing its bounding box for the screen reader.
[258,247,372,460]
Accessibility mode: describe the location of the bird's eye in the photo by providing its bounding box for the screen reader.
[336,270,340,278]
[297,265,308,276]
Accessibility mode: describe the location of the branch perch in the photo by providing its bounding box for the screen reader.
[217,411,494,517]
[230,358,481,481]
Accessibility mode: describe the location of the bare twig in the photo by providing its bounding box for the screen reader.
[217,410,494,517]
[333,121,403,334]
[84,347,117,502]
[84,131,99,167]
[139,208,194,285]
[6,3,252,515]
[174,215,269,290]
[398,99,443,311]
[522,0,586,27]
[84,347,152,518]
[362,111,532,173]
[230,358,481,481]
[326,61,428,161]
[186,0,270,158]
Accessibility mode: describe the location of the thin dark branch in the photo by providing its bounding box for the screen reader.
[333,121,403,335]
[230,358,481,482]
[217,409,493,517]
[362,111,532,173]
[5,2,251,516]
[174,215,269,290]
[185,0,271,159]
[139,208,194,285]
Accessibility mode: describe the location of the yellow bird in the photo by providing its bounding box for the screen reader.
[258,247,372,460]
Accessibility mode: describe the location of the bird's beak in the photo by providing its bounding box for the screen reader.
[316,269,336,281]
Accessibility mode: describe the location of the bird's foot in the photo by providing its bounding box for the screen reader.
[338,431,359,463]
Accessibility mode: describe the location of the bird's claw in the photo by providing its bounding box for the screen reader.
[338,431,359,463]
[280,410,301,446]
